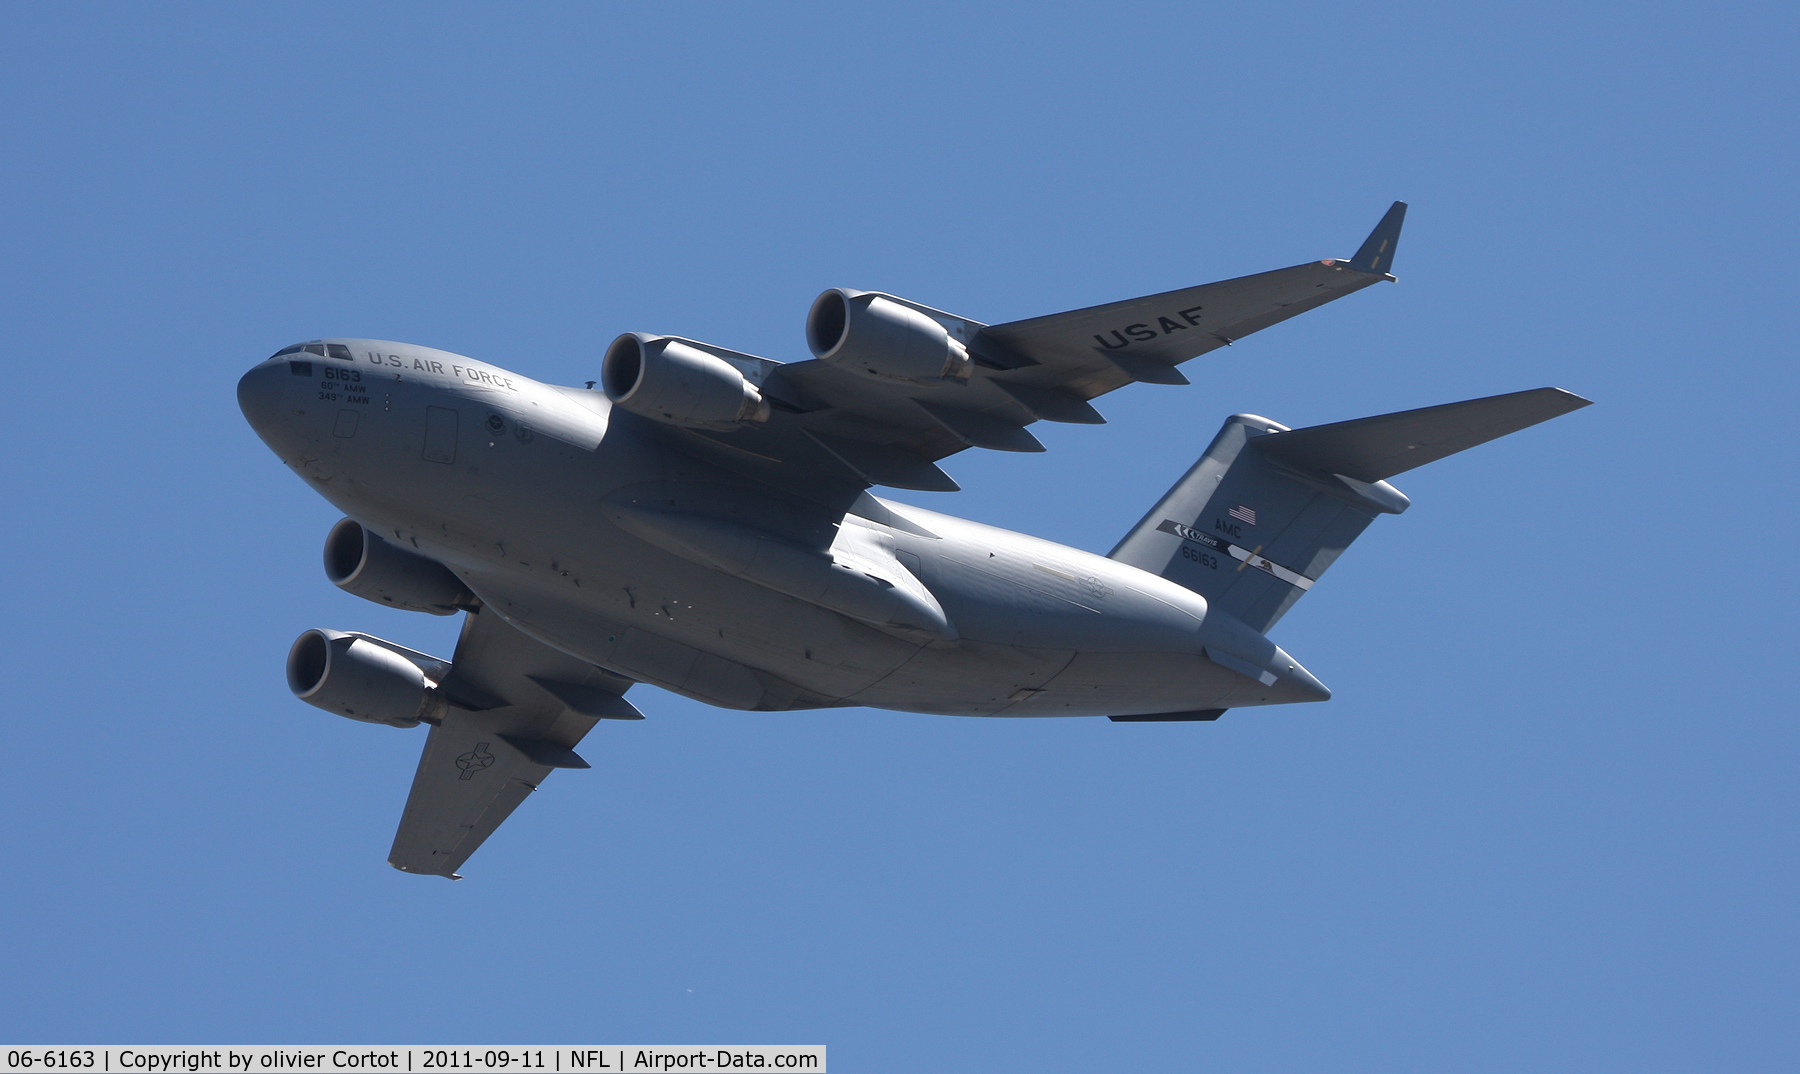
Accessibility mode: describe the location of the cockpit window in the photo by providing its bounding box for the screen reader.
[267,340,353,361]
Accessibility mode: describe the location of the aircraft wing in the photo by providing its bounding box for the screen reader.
[689,202,1406,493]
[388,606,640,879]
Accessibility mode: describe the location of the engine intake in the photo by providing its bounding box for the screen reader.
[603,334,770,430]
[286,628,433,727]
[806,289,972,385]
[325,519,474,615]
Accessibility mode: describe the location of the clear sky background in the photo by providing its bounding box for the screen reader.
[2,3,1795,1070]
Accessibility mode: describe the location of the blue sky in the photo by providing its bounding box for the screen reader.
[2,3,1795,1070]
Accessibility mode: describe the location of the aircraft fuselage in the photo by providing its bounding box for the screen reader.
[238,338,1326,718]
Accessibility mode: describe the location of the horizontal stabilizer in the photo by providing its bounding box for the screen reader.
[1111,385,1591,633]
[1256,387,1592,482]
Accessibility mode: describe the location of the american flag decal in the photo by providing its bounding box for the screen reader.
[1228,504,1257,526]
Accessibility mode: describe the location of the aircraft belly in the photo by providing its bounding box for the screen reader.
[440,550,920,709]
[845,641,1075,716]
[1014,651,1237,717]
[281,394,918,708]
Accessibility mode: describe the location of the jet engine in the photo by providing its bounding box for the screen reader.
[805,289,972,385]
[286,628,434,727]
[602,333,771,430]
[324,518,474,615]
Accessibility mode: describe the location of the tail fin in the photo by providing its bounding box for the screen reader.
[1110,388,1591,632]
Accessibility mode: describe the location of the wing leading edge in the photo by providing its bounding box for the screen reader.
[389,606,638,879]
[975,201,1406,389]
[670,203,1408,496]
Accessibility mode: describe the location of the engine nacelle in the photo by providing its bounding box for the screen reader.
[806,289,972,385]
[602,333,771,430]
[324,518,473,615]
[286,628,432,728]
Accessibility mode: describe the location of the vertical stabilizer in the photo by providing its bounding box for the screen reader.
[1110,388,1590,633]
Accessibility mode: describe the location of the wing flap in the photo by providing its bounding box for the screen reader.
[991,380,1106,424]
[498,734,592,768]
[803,429,961,491]
[915,401,1046,452]
[527,677,646,720]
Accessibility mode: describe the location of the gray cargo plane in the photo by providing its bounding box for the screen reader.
[238,203,1588,877]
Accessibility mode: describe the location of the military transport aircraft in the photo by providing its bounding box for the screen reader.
[238,202,1588,877]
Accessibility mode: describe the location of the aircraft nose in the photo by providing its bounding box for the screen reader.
[237,360,286,433]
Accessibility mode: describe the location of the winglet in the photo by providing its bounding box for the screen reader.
[1348,201,1407,276]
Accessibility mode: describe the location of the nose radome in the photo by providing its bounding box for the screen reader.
[237,361,286,433]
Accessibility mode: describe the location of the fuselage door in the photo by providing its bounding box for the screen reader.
[424,406,458,464]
